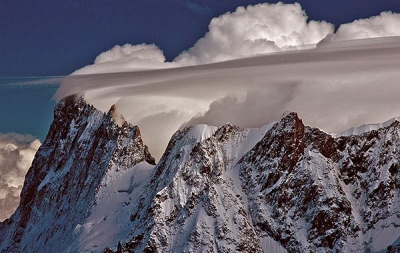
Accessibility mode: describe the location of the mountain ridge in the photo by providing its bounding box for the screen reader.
[1,97,400,252]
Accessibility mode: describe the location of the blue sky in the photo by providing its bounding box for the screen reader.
[1,0,400,140]
[2,0,400,76]
[0,78,58,139]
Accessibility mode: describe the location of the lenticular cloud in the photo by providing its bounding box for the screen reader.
[174,2,334,65]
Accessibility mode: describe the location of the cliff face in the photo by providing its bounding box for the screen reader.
[0,96,154,253]
[1,98,400,253]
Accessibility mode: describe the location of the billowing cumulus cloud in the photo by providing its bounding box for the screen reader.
[72,2,334,75]
[174,2,334,65]
[325,11,400,43]
[72,44,177,75]
[0,134,41,221]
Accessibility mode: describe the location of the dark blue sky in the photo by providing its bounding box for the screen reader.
[1,0,400,140]
[1,0,400,77]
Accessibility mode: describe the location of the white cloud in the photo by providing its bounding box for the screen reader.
[72,3,334,74]
[72,44,177,75]
[324,11,400,43]
[57,36,400,160]
[0,134,41,221]
[55,2,400,161]
[182,85,296,128]
[174,2,334,65]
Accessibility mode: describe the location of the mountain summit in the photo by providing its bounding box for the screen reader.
[0,96,154,252]
[1,97,400,252]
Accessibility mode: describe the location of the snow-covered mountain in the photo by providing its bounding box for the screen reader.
[0,96,155,252]
[1,97,400,253]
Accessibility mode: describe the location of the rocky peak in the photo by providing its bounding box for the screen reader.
[0,96,155,253]
[238,113,400,252]
[122,122,264,252]
[240,112,305,174]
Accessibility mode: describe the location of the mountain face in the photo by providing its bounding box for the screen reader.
[0,96,155,253]
[1,98,400,253]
